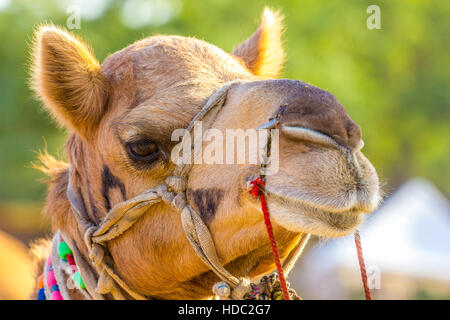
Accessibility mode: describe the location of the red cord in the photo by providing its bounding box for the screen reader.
[354,230,372,300]
[249,177,290,300]
[251,177,372,300]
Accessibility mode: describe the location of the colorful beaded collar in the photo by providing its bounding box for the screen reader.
[37,234,86,300]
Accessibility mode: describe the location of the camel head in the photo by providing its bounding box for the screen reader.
[31,9,380,299]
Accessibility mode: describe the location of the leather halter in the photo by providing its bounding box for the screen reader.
[63,79,310,300]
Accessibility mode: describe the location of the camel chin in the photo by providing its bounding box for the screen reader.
[265,193,366,238]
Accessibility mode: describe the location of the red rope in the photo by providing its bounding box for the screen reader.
[251,177,372,300]
[249,177,290,300]
[354,230,372,300]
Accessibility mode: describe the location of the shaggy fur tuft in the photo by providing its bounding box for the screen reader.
[32,149,68,181]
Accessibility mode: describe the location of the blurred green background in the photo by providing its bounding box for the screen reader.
[0,0,448,299]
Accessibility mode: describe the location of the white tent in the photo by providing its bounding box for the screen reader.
[289,178,450,299]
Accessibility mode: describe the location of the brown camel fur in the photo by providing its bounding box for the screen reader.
[29,8,380,299]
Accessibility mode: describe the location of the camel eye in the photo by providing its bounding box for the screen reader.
[126,139,160,162]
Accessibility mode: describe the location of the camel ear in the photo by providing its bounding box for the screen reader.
[31,25,109,138]
[232,8,285,79]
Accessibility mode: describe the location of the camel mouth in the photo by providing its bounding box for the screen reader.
[263,189,366,238]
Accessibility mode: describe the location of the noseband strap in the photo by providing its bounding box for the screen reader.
[64,79,308,300]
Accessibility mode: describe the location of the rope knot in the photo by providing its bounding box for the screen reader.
[88,243,105,267]
[83,225,97,251]
[172,193,187,211]
[165,176,187,194]
[156,184,175,204]
[248,177,265,198]
[230,278,252,300]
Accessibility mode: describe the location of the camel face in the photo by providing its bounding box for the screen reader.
[31,9,379,298]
